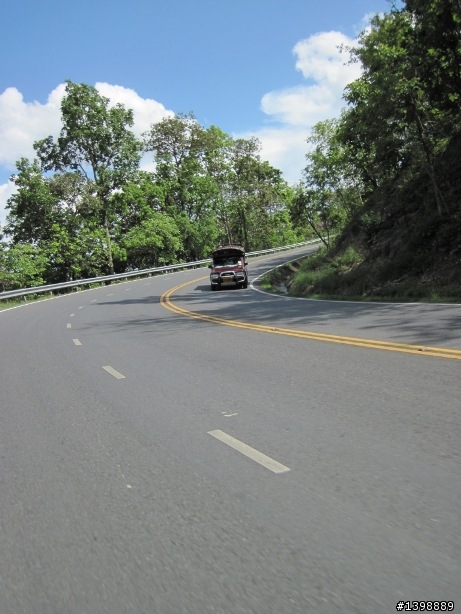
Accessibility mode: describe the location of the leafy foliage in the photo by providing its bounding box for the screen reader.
[33,81,142,274]
[283,0,461,300]
[2,89,302,288]
[4,2,460,302]
[0,242,48,291]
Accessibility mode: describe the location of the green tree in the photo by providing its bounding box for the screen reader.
[144,114,224,259]
[5,162,107,282]
[405,0,461,110]
[5,158,56,244]
[295,119,364,248]
[0,242,48,291]
[122,211,182,269]
[341,4,461,214]
[226,138,289,250]
[291,183,345,249]
[265,207,302,247]
[111,175,183,268]
[144,115,293,254]
[34,81,142,273]
[304,119,364,217]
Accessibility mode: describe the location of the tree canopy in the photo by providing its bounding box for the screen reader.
[2,89,304,290]
[2,1,460,296]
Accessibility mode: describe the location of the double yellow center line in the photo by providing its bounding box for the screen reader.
[161,278,461,361]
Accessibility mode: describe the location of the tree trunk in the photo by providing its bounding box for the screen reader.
[412,99,448,215]
[104,212,115,275]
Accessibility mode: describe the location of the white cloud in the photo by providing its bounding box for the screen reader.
[0,83,61,227]
[261,82,339,127]
[94,82,174,137]
[0,180,16,228]
[236,126,309,186]
[0,84,65,172]
[240,30,363,184]
[260,30,360,127]
[293,31,359,86]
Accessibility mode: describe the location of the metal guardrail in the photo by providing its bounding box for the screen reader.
[0,239,321,302]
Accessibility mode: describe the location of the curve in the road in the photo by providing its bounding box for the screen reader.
[161,277,461,361]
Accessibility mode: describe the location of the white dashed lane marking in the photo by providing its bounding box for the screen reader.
[208,430,291,474]
[102,366,126,379]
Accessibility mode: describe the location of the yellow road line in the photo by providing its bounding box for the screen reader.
[160,277,461,361]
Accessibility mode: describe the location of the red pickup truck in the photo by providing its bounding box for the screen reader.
[208,244,248,291]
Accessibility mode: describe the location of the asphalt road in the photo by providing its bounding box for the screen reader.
[1,246,460,614]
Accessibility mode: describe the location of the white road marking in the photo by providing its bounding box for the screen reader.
[208,430,291,474]
[72,339,82,345]
[79,306,84,309]
[67,323,72,329]
[70,313,75,317]
[91,299,97,302]
[107,293,114,296]
[103,366,126,379]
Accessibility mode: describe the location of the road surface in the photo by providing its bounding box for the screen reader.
[1,246,460,613]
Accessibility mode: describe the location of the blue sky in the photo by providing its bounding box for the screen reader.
[0,0,393,226]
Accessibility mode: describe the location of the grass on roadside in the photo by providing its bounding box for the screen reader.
[263,245,461,303]
[0,293,55,310]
